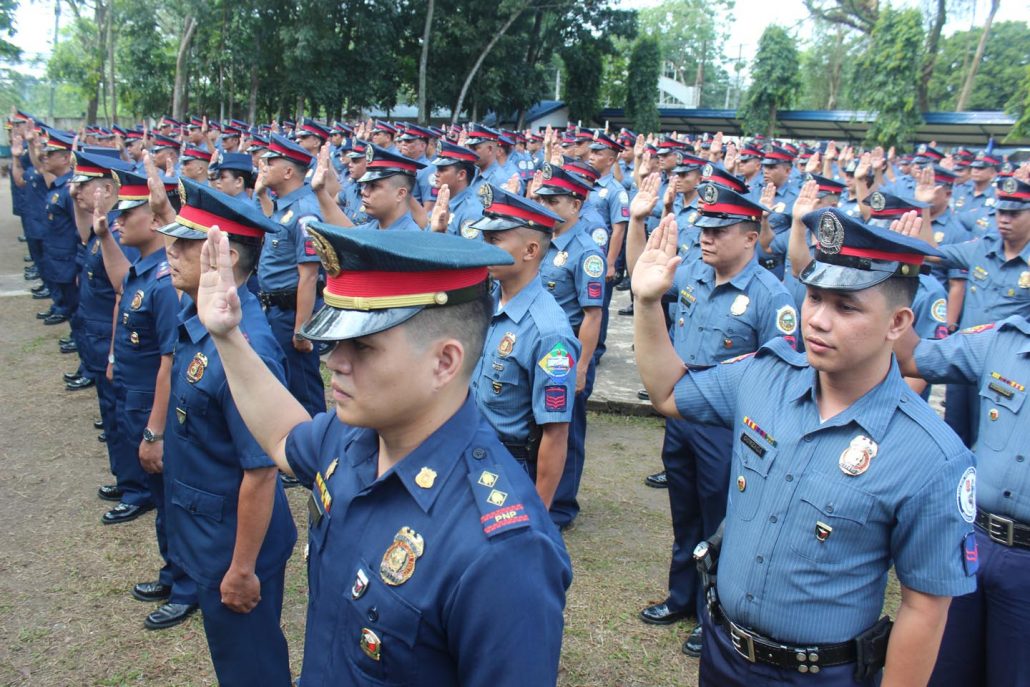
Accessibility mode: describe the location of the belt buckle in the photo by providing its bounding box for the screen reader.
[729,622,757,662]
[987,513,1015,546]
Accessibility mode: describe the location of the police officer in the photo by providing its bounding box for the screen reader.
[179,144,212,184]
[752,144,798,279]
[629,181,798,657]
[211,152,256,198]
[533,163,606,530]
[255,133,326,417]
[338,139,372,225]
[396,124,437,206]
[32,130,79,326]
[194,224,572,686]
[368,119,399,152]
[10,129,52,302]
[428,141,483,239]
[466,124,510,191]
[468,185,578,508]
[93,168,199,629]
[777,175,845,310]
[155,179,297,684]
[955,150,999,216]
[633,208,976,686]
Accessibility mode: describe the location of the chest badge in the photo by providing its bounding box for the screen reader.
[380,527,425,586]
[1019,271,1030,289]
[176,407,187,424]
[360,627,381,661]
[553,251,569,267]
[736,475,746,492]
[185,352,208,384]
[838,435,878,477]
[730,294,750,316]
[325,457,339,480]
[280,209,294,225]
[129,331,140,345]
[130,290,145,310]
[352,568,369,600]
[815,521,833,542]
[497,331,516,357]
[415,466,437,489]
[91,241,99,254]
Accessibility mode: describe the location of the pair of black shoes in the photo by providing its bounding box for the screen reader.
[64,373,94,390]
[60,340,77,354]
[639,602,704,656]
[132,581,198,630]
[38,310,67,325]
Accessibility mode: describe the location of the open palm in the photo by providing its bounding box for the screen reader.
[196,227,243,337]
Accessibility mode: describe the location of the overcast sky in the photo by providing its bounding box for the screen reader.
[11,0,1030,80]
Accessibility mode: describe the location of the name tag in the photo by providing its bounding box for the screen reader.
[740,433,766,458]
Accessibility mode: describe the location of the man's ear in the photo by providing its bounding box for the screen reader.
[431,337,465,391]
[885,305,915,344]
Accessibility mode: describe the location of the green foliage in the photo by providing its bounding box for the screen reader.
[598,37,630,108]
[927,21,1030,112]
[0,0,20,61]
[1006,65,1030,143]
[47,19,103,107]
[625,36,660,134]
[738,25,800,137]
[797,23,861,110]
[851,7,924,149]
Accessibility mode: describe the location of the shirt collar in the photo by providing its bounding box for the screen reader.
[178,296,207,343]
[130,247,167,278]
[495,277,543,324]
[552,224,578,249]
[276,184,309,206]
[53,171,72,187]
[451,185,473,206]
[932,208,953,226]
[381,212,416,232]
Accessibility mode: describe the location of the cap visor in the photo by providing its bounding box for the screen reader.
[799,260,895,291]
[71,173,97,183]
[357,169,401,183]
[534,186,573,197]
[157,221,207,240]
[471,216,528,232]
[432,157,459,167]
[115,199,148,212]
[996,200,1029,212]
[695,215,750,229]
[298,303,422,342]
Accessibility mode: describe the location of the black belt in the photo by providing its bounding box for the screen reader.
[976,507,1030,549]
[712,603,857,673]
[759,258,783,270]
[259,290,297,310]
[502,443,533,461]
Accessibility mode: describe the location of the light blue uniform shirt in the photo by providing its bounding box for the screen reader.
[413,156,434,204]
[587,173,630,236]
[673,339,977,643]
[443,186,485,240]
[671,258,798,365]
[338,178,370,226]
[258,185,323,291]
[471,279,579,443]
[539,220,606,329]
[916,316,1030,521]
[912,273,949,340]
[354,211,422,232]
[937,234,1030,328]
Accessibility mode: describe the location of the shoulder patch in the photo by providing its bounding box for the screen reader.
[467,462,532,538]
[591,227,609,247]
[775,305,797,334]
[583,254,605,278]
[930,298,947,323]
[155,261,171,279]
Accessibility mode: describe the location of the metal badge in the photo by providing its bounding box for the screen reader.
[815,521,833,542]
[352,568,369,599]
[700,183,718,205]
[185,352,208,384]
[817,212,844,254]
[178,179,188,207]
[325,457,339,480]
[736,475,746,492]
[838,435,878,477]
[730,294,750,316]
[553,251,568,267]
[497,331,516,357]
[130,290,145,310]
[988,408,999,421]
[541,163,553,180]
[414,466,437,489]
[307,228,340,276]
[487,489,508,506]
[380,527,425,586]
[702,163,714,178]
[365,145,375,164]
[478,471,498,487]
[129,331,140,345]
[478,183,493,208]
[1002,177,1017,194]
[360,628,381,661]
[869,192,886,212]
[1019,271,1030,289]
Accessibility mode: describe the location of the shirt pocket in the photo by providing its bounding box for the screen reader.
[171,386,211,445]
[728,430,778,522]
[478,357,521,408]
[714,322,755,357]
[787,476,874,563]
[341,560,422,685]
[170,478,225,523]
[978,378,1025,451]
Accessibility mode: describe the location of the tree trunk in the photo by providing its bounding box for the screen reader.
[767,104,777,139]
[826,28,843,109]
[417,0,435,125]
[106,4,116,124]
[918,0,947,112]
[172,16,198,121]
[451,5,529,125]
[956,0,999,112]
[248,64,259,124]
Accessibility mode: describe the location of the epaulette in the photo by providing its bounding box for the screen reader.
[466,452,532,539]
[756,336,807,367]
[155,260,171,279]
[960,323,994,335]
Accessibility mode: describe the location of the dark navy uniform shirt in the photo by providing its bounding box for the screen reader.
[285,396,572,686]
[45,171,80,282]
[113,248,179,393]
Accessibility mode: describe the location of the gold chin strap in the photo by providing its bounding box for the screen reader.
[322,291,449,311]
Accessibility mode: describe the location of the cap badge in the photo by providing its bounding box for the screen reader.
[700,183,718,205]
[869,192,886,212]
[675,151,684,165]
[541,163,553,181]
[307,227,341,277]
[178,179,188,207]
[817,212,845,254]
[365,145,375,164]
[1002,177,1017,194]
[478,183,493,209]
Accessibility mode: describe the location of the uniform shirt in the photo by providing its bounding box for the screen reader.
[912,273,949,340]
[588,172,630,238]
[958,204,996,239]
[618,160,635,191]
[470,162,510,192]
[285,396,572,687]
[578,203,610,253]
[412,156,435,204]
[937,233,1030,328]
[539,220,606,329]
[10,152,26,216]
[113,248,179,393]
[927,208,970,287]
[443,186,485,241]
[670,258,797,365]
[354,211,421,232]
[471,279,579,444]
[673,339,977,643]
[673,200,702,263]
[257,185,323,292]
[20,164,49,240]
[77,227,139,373]
[951,179,974,209]
[916,316,1030,521]
[883,174,916,198]
[165,293,297,588]
[838,194,860,219]
[953,183,996,215]
[759,183,798,269]
[45,171,80,283]
[338,177,370,226]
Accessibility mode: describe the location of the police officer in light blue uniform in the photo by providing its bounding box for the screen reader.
[898,315,1030,687]
[466,124,510,193]
[193,224,572,687]
[352,144,426,232]
[469,185,579,512]
[753,145,798,280]
[397,123,437,206]
[929,177,1030,447]
[954,150,999,217]
[432,140,483,240]
[534,164,606,530]
[257,134,326,417]
[338,139,372,226]
[157,179,296,686]
[633,207,977,686]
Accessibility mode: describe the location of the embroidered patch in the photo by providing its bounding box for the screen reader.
[963,531,979,576]
[930,298,947,323]
[544,385,568,412]
[156,261,171,279]
[956,466,976,524]
[584,254,605,278]
[776,305,797,334]
[990,371,1025,392]
[591,227,609,247]
[480,503,530,535]
[740,433,766,458]
[587,281,602,299]
[537,342,575,381]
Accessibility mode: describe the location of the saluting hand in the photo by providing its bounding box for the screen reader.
[888,210,922,238]
[93,187,111,236]
[804,152,821,174]
[502,173,520,194]
[630,172,660,220]
[791,179,819,219]
[759,182,776,214]
[631,214,681,303]
[430,184,450,232]
[914,165,938,204]
[221,566,261,614]
[197,226,243,337]
[143,151,171,217]
[722,143,737,174]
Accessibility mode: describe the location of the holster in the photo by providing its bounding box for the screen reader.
[853,616,892,681]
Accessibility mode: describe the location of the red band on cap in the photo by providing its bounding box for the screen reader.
[269,140,311,164]
[839,245,923,265]
[542,176,589,198]
[763,152,793,162]
[702,202,762,219]
[119,183,150,199]
[488,202,557,227]
[301,124,327,140]
[441,150,477,163]
[327,267,488,299]
[178,205,264,238]
[369,159,419,173]
[869,207,914,218]
[75,163,108,177]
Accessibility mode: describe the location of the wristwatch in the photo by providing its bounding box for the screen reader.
[142,428,163,443]
[293,332,306,341]
[108,353,115,365]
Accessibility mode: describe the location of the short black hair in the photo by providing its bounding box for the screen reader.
[456,162,476,184]
[229,236,261,277]
[402,286,492,378]
[877,276,918,309]
[389,173,416,193]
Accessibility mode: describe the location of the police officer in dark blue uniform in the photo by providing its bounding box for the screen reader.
[10,127,53,302]
[157,179,297,685]
[468,185,578,508]
[193,224,572,686]
[634,207,977,686]
[255,134,326,417]
[349,144,426,231]
[37,130,79,325]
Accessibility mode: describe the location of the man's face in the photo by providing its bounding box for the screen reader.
[996,208,1030,246]
[113,204,157,247]
[954,166,971,184]
[223,136,241,153]
[360,176,406,219]
[182,159,209,181]
[538,193,580,223]
[165,236,204,293]
[674,169,700,195]
[74,179,108,212]
[326,323,445,429]
[801,285,897,374]
[471,142,495,168]
[971,166,996,186]
[42,150,70,175]
[658,152,677,173]
[619,148,634,164]
[264,157,295,189]
[763,162,791,188]
[528,141,542,155]
[738,157,760,178]
[348,156,367,181]
[153,148,177,169]
[434,164,464,192]
[296,134,321,154]
[484,227,538,280]
[588,148,616,174]
[931,186,951,214]
[371,131,393,148]
[187,128,203,143]
[699,223,755,271]
[571,140,591,160]
[126,140,144,160]
[399,138,427,160]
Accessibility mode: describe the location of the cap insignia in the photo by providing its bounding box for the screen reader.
[817,212,845,254]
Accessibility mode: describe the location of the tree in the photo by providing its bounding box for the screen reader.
[1005,65,1030,142]
[927,21,1030,112]
[956,0,999,112]
[797,23,861,110]
[417,0,435,124]
[625,37,660,134]
[737,25,799,137]
[852,7,924,148]
[0,0,19,61]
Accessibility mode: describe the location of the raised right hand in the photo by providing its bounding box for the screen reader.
[197,227,243,337]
